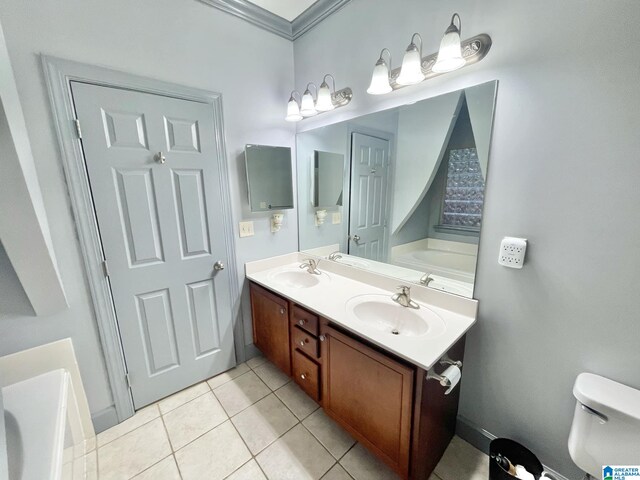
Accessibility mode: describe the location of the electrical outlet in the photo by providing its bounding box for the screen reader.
[498,237,527,269]
[332,212,341,224]
[239,221,254,238]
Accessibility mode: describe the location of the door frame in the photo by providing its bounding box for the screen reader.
[42,55,242,423]
[345,125,395,260]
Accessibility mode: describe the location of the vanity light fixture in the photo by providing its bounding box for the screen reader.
[366,13,492,95]
[367,48,393,95]
[285,75,353,122]
[316,75,336,112]
[285,91,303,122]
[300,83,318,117]
[432,14,465,73]
[396,33,426,86]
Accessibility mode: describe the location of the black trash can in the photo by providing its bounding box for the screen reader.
[489,438,544,480]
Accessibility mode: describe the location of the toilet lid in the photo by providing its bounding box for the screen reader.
[573,372,640,422]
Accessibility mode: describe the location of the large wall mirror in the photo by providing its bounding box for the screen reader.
[296,81,498,298]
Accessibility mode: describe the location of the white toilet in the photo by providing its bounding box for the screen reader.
[568,372,640,479]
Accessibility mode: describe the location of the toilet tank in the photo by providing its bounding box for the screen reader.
[568,373,640,479]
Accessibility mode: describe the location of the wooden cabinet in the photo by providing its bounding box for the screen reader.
[250,283,291,376]
[321,323,414,478]
[249,281,465,480]
[292,349,321,401]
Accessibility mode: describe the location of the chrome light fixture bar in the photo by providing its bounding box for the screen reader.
[367,13,492,95]
[285,74,352,122]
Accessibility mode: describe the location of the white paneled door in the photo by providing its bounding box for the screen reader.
[71,82,235,408]
[348,133,391,262]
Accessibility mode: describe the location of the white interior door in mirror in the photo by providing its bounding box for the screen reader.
[71,82,235,408]
[348,133,391,262]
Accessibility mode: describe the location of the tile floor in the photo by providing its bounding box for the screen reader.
[84,355,489,480]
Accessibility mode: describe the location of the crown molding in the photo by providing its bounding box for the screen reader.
[197,0,351,41]
[292,0,351,39]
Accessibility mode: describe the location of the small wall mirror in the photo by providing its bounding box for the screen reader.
[313,151,344,208]
[246,144,294,212]
[296,81,498,298]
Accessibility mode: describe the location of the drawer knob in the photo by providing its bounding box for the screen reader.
[319,335,326,342]
[280,308,285,315]
[299,340,306,346]
[298,319,306,326]
[300,373,307,380]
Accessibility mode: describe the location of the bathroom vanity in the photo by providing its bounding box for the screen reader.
[246,253,477,479]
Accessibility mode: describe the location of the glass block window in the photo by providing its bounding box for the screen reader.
[441,148,484,229]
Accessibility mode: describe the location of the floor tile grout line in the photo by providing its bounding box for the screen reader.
[158,382,213,415]
[124,453,174,480]
[226,419,271,479]
[168,415,231,456]
[298,419,352,463]
[210,371,272,418]
[96,404,161,449]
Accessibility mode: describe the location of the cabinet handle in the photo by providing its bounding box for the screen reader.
[298,319,306,326]
[300,373,307,380]
[319,335,326,342]
[299,340,306,346]
[280,308,285,315]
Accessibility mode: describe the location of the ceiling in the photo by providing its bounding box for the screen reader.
[247,0,319,22]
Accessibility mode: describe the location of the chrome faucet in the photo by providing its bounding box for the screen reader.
[419,273,435,286]
[300,258,321,275]
[328,251,342,261]
[392,285,420,309]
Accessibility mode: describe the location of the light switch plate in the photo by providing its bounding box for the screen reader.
[332,212,341,224]
[239,221,254,238]
[498,237,527,268]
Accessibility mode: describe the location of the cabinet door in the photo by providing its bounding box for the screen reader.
[250,283,291,376]
[321,325,414,477]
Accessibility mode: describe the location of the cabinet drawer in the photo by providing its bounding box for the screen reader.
[292,326,319,359]
[291,305,319,336]
[292,350,320,402]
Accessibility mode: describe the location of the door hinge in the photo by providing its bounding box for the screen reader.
[74,118,83,139]
[125,373,132,389]
[101,260,110,277]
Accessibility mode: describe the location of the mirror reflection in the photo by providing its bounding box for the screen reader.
[296,81,498,298]
[245,144,294,212]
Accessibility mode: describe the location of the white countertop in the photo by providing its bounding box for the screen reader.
[245,252,478,371]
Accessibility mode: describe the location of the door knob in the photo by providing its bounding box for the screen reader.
[351,234,361,244]
[154,151,166,164]
[213,261,225,271]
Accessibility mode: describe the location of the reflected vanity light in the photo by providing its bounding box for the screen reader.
[315,209,328,226]
[367,13,492,95]
[271,213,284,233]
[285,74,353,122]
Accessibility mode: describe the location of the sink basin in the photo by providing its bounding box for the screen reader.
[267,267,329,289]
[345,294,446,338]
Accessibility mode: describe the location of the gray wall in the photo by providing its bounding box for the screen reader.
[0,0,295,429]
[293,0,640,477]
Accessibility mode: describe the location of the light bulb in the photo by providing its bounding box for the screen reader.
[285,93,302,122]
[300,88,317,117]
[367,57,392,95]
[433,14,465,73]
[396,35,425,85]
[316,81,334,111]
